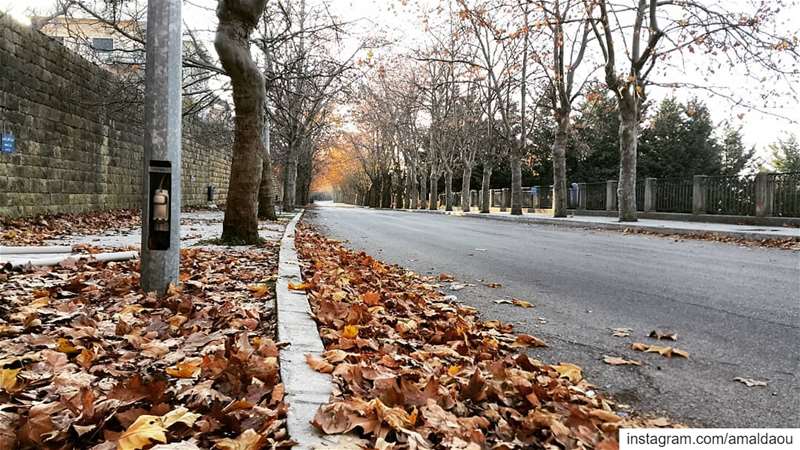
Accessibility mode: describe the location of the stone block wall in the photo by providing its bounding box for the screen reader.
[0,15,232,218]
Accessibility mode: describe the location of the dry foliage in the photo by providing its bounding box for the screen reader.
[1,210,141,246]
[296,226,639,449]
[0,245,292,449]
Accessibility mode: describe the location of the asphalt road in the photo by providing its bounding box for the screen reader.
[306,205,800,428]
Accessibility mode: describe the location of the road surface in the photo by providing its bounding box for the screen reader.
[306,205,799,427]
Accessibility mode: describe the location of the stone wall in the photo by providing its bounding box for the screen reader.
[0,15,233,218]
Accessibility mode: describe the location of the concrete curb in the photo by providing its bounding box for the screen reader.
[276,209,336,449]
[392,208,799,242]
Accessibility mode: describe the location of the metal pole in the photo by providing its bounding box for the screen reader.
[141,0,182,293]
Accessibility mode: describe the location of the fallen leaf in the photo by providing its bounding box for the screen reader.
[437,273,454,282]
[611,327,632,337]
[215,429,263,450]
[631,342,689,358]
[0,368,20,391]
[512,334,547,348]
[161,407,201,428]
[602,355,641,366]
[306,353,334,373]
[649,329,677,341]
[511,298,533,308]
[483,282,502,288]
[117,414,168,450]
[361,291,381,305]
[166,358,202,378]
[734,377,768,387]
[288,281,312,291]
[247,284,270,298]
[553,363,582,383]
[341,324,359,339]
[493,299,512,305]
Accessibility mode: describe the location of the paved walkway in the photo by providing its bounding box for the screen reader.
[400,208,800,241]
[1,210,289,267]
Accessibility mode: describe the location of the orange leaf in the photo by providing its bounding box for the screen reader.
[306,353,334,373]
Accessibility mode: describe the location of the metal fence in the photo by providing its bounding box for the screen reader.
[705,175,755,216]
[654,178,693,213]
[429,171,800,219]
[771,172,800,217]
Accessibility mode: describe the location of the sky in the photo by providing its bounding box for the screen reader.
[2,0,798,160]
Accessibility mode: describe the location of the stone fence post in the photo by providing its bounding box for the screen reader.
[644,178,656,212]
[755,172,774,217]
[692,175,708,215]
[577,183,587,210]
[606,180,618,211]
[500,189,508,212]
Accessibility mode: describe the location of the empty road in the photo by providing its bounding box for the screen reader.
[306,205,800,427]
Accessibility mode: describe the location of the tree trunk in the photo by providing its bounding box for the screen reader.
[257,150,277,220]
[282,153,297,212]
[461,164,472,212]
[552,115,569,218]
[419,170,428,209]
[510,155,523,215]
[216,0,268,244]
[618,99,638,221]
[429,171,439,210]
[480,164,492,213]
[257,116,277,220]
[381,173,392,208]
[444,169,453,211]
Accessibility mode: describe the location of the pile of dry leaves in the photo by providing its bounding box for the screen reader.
[0,245,292,449]
[619,227,800,250]
[1,210,141,246]
[296,226,663,450]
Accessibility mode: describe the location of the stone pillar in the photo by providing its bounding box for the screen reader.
[577,183,587,210]
[644,178,656,212]
[141,0,182,294]
[500,189,507,212]
[606,180,618,211]
[755,172,773,217]
[692,175,708,215]
[471,190,478,207]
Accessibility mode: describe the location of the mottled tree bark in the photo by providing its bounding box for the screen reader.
[618,99,638,221]
[216,0,268,243]
[480,164,492,213]
[552,114,569,218]
[419,170,428,209]
[461,164,472,212]
[429,171,440,210]
[257,149,277,220]
[510,155,523,215]
[444,169,453,211]
[282,155,298,212]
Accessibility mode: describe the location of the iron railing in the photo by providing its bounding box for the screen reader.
[655,178,693,213]
[705,175,755,216]
[636,181,645,211]
[771,172,800,217]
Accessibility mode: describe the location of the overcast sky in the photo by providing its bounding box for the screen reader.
[2,0,798,159]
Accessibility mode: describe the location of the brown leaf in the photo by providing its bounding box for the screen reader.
[117,414,168,450]
[631,342,689,358]
[553,363,582,383]
[512,334,547,348]
[649,329,677,341]
[602,355,641,366]
[214,429,264,450]
[306,353,334,373]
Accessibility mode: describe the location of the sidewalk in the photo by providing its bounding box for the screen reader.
[400,208,800,241]
[1,210,290,268]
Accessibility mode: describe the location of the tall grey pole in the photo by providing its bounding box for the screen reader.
[141,0,182,293]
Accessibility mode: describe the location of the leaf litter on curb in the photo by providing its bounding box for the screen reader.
[0,244,294,449]
[296,225,672,449]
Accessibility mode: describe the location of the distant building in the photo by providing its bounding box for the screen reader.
[33,16,143,72]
